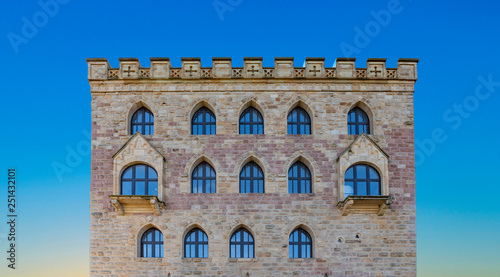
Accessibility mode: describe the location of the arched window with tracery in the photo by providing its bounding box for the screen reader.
[348,107,370,135]
[287,107,311,135]
[239,162,264,193]
[121,164,158,196]
[240,107,264,134]
[344,164,381,197]
[192,162,216,193]
[192,107,216,135]
[229,228,254,258]
[288,161,312,193]
[289,228,312,258]
[131,107,154,135]
[140,228,163,258]
[184,228,209,258]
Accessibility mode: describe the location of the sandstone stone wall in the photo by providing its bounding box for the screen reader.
[89,58,417,277]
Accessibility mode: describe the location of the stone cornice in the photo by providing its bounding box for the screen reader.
[88,80,417,93]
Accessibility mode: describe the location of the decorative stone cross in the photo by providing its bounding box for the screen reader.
[186,65,197,77]
[370,66,382,77]
[309,65,320,76]
[247,65,259,76]
[123,66,135,77]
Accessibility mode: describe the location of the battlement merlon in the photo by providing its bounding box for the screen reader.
[86,57,419,81]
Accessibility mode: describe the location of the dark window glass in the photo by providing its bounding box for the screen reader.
[287,107,311,135]
[192,162,216,193]
[131,107,154,135]
[344,164,381,197]
[229,228,254,258]
[192,107,216,135]
[347,107,370,135]
[239,162,264,193]
[239,107,264,134]
[141,228,163,258]
[288,162,312,193]
[121,164,158,196]
[289,228,312,258]
[184,228,208,258]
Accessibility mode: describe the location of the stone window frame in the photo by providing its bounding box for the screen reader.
[237,99,267,135]
[336,134,389,201]
[287,161,312,194]
[282,152,319,194]
[120,163,159,196]
[226,223,258,260]
[239,106,265,135]
[114,161,163,198]
[126,100,157,137]
[135,223,165,258]
[285,99,316,135]
[130,107,155,135]
[289,228,313,258]
[339,161,388,200]
[191,161,217,193]
[191,107,217,135]
[181,153,221,194]
[112,133,166,200]
[344,163,381,196]
[344,100,375,136]
[287,106,312,135]
[347,107,370,135]
[239,161,265,193]
[188,99,218,136]
[140,227,164,258]
[182,224,211,259]
[285,224,316,260]
[229,227,255,259]
[233,151,271,194]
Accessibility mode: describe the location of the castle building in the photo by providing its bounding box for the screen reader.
[87,56,418,276]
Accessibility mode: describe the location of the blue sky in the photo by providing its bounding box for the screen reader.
[1,0,500,276]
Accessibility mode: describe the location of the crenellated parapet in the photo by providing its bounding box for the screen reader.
[86,57,419,81]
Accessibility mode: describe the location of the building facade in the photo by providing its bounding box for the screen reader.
[87,57,418,276]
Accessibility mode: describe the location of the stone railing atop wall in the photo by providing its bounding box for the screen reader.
[86,57,419,81]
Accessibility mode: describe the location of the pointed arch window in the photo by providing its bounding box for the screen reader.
[131,107,154,135]
[121,164,158,196]
[348,107,370,135]
[141,228,163,258]
[192,162,216,193]
[184,228,208,258]
[192,107,216,135]
[344,164,380,197]
[288,161,312,193]
[289,228,312,258]
[230,228,254,258]
[287,107,311,135]
[239,162,264,193]
[240,107,264,134]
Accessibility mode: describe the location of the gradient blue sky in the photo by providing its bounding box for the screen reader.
[1,0,500,276]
